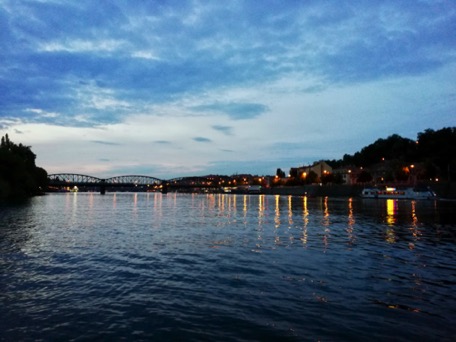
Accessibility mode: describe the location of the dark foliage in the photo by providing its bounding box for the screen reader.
[325,127,456,182]
[276,168,286,178]
[342,134,418,167]
[0,134,48,200]
[417,127,456,180]
[357,170,373,183]
[306,170,318,184]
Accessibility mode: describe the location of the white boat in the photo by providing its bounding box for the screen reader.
[361,186,436,199]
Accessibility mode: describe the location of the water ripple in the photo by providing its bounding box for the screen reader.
[1,194,456,341]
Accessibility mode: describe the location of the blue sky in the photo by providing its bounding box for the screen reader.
[1,0,455,179]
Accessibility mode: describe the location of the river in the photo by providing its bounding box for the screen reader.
[1,193,455,341]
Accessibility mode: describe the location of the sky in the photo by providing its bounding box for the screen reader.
[1,0,455,179]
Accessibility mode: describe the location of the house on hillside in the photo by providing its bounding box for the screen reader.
[290,161,333,183]
[332,167,360,185]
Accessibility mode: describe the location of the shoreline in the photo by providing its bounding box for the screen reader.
[265,182,456,199]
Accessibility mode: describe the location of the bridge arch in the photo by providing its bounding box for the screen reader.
[48,173,102,184]
[104,175,163,185]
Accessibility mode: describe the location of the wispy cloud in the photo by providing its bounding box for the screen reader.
[90,140,121,146]
[193,137,212,143]
[192,102,268,120]
[212,125,233,135]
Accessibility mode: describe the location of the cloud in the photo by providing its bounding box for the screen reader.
[193,137,212,143]
[2,1,454,129]
[212,125,233,135]
[90,140,121,146]
[0,1,454,178]
[192,102,269,120]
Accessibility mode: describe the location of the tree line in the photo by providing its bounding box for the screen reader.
[0,134,48,200]
[276,127,455,186]
[325,127,456,182]
[1,127,454,199]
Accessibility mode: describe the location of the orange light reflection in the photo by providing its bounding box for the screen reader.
[385,199,397,243]
[347,198,355,245]
[301,196,308,246]
[274,195,281,229]
[322,197,330,250]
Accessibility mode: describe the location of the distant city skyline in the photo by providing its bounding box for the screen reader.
[1,1,455,179]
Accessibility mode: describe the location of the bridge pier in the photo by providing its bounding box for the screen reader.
[100,180,106,195]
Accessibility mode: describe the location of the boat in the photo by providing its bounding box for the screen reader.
[361,186,436,199]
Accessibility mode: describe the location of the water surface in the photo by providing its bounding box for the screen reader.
[1,193,455,341]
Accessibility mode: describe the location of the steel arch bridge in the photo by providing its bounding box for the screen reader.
[48,173,163,185]
[48,173,103,184]
[47,173,225,194]
[48,173,164,194]
[104,175,163,185]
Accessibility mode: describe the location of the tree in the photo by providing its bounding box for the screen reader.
[357,170,373,183]
[306,170,318,184]
[418,127,456,181]
[321,172,334,185]
[0,134,48,200]
[276,168,286,178]
[289,167,298,178]
[395,167,409,182]
[321,126,456,182]
[333,173,344,184]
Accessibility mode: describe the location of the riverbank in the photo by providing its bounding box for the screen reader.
[266,184,364,197]
[265,182,456,198]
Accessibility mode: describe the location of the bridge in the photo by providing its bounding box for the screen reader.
[47,174,227,194]
[48,174,164,194]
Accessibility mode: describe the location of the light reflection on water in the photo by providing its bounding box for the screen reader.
[1,193,456,341]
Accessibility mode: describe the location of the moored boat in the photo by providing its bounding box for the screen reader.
[361,186,436,199]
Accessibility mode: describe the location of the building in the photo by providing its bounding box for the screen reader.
[332,167,359,185]
[290,161,333,183]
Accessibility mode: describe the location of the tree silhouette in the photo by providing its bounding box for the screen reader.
[0,134,48,200]
[357,170,373,184]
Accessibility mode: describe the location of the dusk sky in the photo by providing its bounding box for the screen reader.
[1,1,455,179]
